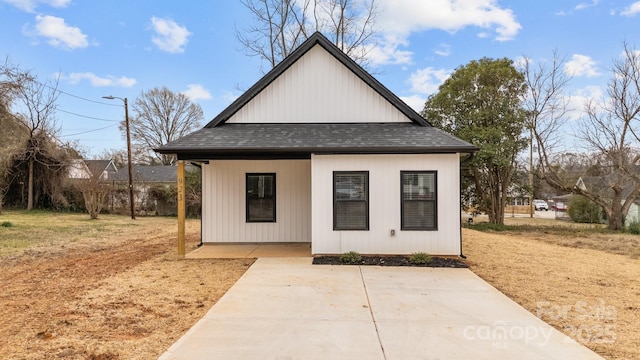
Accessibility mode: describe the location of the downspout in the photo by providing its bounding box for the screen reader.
[190,161,204,248]
[459,152,475,259]
[198,161,203,247]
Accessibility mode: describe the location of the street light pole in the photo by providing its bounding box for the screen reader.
[103,95,136,220]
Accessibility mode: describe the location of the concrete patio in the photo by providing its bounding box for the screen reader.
[185,243,312,259]
[159,257,603,360]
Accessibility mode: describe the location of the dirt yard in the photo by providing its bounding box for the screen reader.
[1,212,638,359]
[0,212,253,359]
[464,217,640,360]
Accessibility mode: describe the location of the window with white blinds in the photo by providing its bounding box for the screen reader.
[246,173,276,222]
[333,171,369,230]
[401,171,437,230]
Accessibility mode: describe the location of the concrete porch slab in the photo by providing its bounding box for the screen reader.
[185,242,312,259]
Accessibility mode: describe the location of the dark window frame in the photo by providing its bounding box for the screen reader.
[333,171,369,231]
[401,171,437,231]
[246,173,276,223]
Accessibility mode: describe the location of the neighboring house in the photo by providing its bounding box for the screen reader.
[575,175,640,226]
[156,32,477,255]
[111,165,177,185]
[111,165,179,215]
[68,159,117,180]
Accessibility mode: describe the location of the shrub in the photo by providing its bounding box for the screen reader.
[1,221,13,227]
[409,252,432,265]
[626,221,640,235]
[568,195,601,224]
[339,251,362,264]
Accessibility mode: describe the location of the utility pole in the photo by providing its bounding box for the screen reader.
[103,95,136,220]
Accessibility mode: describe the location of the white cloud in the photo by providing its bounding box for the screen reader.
[513,55,531,70]
[564,54,600,77]
[566,86,603,120]
[370,0,521,65]
[2,0,70,12]
[434,43,451,56]
[65,72,136,87]
[621,1,640,16]
[366,36,413,65]
[222,91,240,104]
[150,17,191,53]
[25,15,88,50]
[181,84,211,101]
[400,95,426,112]
[575,0,599,11]
[408,67,452,95]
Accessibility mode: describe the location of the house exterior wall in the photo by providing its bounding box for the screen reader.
[68,160,90,179]
[227,46,410,124]
[625,203,640,227]
[201,160,311,243]
[310,153,461,255]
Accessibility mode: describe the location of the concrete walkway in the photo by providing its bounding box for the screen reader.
[159,258,603,360]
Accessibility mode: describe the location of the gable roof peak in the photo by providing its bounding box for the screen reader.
[205,31,430,128]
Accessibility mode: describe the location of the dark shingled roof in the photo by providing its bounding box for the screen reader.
[157,123,477,160]
[111,165,177,183]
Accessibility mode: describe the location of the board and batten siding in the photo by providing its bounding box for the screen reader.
[227,45,410,124]
[201,160,311,243]
[311,154,461,255]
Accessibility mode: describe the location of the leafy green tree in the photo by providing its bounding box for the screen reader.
[422,57,528,224]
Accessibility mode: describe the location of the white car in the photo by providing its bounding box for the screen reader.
[533,199,549,211]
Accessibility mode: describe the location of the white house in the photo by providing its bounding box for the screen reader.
[68,159,117,180]
[157,32,477,256]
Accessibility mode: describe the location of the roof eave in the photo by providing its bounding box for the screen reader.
[159,146,478,160]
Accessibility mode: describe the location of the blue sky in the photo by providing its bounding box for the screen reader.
[1,0,639,157]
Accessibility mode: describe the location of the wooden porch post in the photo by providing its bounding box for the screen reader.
[177,160,186,257]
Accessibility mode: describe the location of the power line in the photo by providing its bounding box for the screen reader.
[37,79,124,107]
[60,123,119,137]
[57,108,120,122]
[55,87,123,106]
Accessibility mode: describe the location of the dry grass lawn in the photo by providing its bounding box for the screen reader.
[0,211,253,359]
[464,217,640,360]
[1,211,639,359]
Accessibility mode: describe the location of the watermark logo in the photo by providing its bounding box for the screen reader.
[463,322,554,349]
[537,299,617,345]
[462,299,617,349]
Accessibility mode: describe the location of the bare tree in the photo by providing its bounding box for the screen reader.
[1,61,61,210]
[237,0,377,69]
[126,87,203,165]
[534,44,640,230]
[572,44,640,229]
[521,52,573,163]
[75,161,109,219]
[519,52,572,214]
[0,112,26,213]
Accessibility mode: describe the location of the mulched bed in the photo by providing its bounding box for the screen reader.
[312,255,468,268]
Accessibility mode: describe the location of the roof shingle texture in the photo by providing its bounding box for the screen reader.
[111,165,177,182]
[157,123,476,155]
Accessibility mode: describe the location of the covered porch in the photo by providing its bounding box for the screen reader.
[185,242,312,259]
